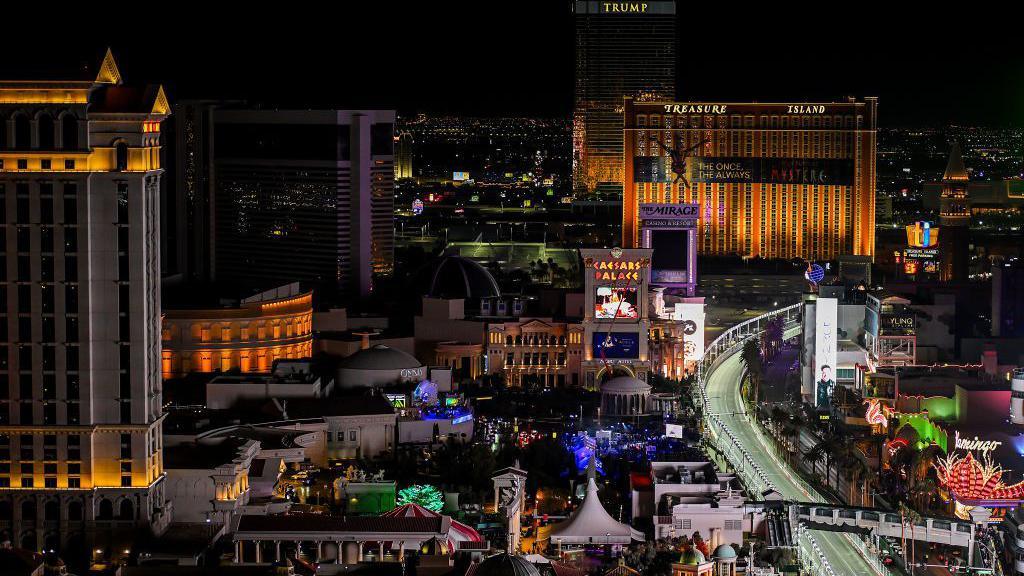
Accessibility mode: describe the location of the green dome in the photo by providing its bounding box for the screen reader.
[713,544,737,560]
[679,548,706,565]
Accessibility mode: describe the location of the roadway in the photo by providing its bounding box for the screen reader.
[706,350,883,575]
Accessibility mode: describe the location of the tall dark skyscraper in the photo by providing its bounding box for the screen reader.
[573,0,676,196]
[938,142,970,282]
[167,105,395,299]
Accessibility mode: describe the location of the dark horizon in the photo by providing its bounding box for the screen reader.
[3,8,1024,127]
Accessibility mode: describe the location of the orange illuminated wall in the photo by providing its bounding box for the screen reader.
[623,98,877,261]
[161,292,315,379]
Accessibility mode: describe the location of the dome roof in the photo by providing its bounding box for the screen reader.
[474,553,542,576]
[679,548,707,566]
[419,536,449,556]
[339,345,422,371]
[419,255,501,300]
[601,376,652,395]
[713,544,737,560]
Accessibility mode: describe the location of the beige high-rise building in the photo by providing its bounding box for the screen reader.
[0,50,170,558]
[395,130,414,180]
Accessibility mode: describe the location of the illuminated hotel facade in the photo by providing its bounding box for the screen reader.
[0,52,170,555]
[573,0,676,195]
[161,285,314,379]
[623,98,878,261]
[486,319,584,388]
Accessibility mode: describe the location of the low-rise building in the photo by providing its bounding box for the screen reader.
[205,370,330,410]
[163,438,261,525]
[486,318,584,387]
[633,461,746,544]
[274,396,398,462]
[161,284,314,378]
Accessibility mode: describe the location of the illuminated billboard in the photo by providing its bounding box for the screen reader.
[453,171,470,181]
[881,314,915,335]
[592,332,640,359]
[638,203,698,288]
[594,286,639,319]
[906,221,939,248]
[634,156,854,186]
[385,393,407,409]
[814,297,838,409]
[672,302,705,364]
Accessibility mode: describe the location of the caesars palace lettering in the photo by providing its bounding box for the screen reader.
[593,260,646,282]
[602,2,648,12]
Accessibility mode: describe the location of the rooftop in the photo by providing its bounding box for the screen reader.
[164,437,248,470]
[236,514,445,534]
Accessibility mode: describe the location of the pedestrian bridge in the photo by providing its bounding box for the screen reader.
[793,503,975,548]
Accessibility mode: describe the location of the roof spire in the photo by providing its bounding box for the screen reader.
[943,141,969,181]
[95,47,123,85]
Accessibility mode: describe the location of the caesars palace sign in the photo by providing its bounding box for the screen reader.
[592,259,647,282]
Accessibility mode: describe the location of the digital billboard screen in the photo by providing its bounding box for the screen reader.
[814,298,838,409]
[592,332,641,359]
[651,229,688,271]
[635,156,854,186]
[594,286,639,319]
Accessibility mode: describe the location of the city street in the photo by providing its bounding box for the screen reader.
[706,350,884,575]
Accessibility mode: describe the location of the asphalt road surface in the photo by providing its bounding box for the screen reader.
[706,350,883,576]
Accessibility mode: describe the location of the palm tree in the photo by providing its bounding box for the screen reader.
[839,450,870,506]
[740,337,764,404]
[909,478,938,514]
[899,502,921,573]
[806,434,843,489]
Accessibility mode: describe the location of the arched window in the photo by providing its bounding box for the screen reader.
[0,116,7,149]
[0,500,11,520]
[61,114,79,150]
[37,114,54,150]
[115,142,129,171]
[21,500,36,521]
[44,500,59,522]
[118,499,134,520]
[44,532,60,553]
[67,501,83,522]
[14,114,31,149]
[97,498,113,520]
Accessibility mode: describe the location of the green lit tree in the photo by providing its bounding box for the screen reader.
[397,484,444,513]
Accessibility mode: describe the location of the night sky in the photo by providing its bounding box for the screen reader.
[6,7,1023,126]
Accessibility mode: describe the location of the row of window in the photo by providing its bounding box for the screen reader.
[0,113,80,150]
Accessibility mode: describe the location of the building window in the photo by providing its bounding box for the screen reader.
[61,115,79,150]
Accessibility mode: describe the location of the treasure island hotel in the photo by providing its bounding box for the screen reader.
[0,51,169,556]
[623,98,878,261]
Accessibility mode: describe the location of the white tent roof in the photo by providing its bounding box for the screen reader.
[549,477,643,544]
